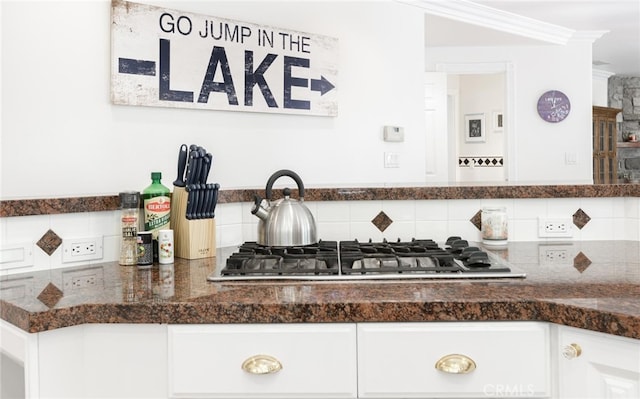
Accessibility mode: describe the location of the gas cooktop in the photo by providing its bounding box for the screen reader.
[207,237,526,281]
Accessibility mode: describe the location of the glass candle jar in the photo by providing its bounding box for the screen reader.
[481,207,508,246]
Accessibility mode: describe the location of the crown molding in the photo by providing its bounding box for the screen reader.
[398,0,575,45]
[593,68,616,80]
[570,30,609,43]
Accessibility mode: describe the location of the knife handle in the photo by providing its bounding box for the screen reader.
[185,151,201,186]
[186,184,198,220]
[173,144,188,187]
[196,184,206,219]
[201,185,211,219]
[211,183,220,218]
[200,155,210,184]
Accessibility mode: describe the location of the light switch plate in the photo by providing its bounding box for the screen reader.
[384,152,400,168]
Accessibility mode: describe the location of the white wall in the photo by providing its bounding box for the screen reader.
[1,1,601,200]
[426,41,594,183]
[0,0,425,199]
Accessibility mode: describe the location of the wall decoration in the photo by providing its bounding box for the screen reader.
[458,157,504,167]
[492,111,504,132]
[464,113,485,142]
[536,90,570,123]
[111,0,338,116]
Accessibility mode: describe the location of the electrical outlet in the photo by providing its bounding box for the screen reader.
[538,245,573,266]
[538,218,573,238]
[62,236,104,263]
[62,266,105,291]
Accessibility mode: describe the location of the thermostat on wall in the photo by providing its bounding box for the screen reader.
[383,126,404,142]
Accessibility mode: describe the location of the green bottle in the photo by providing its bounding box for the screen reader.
[142,172,171,262]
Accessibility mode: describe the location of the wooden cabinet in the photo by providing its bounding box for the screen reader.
[593,106,622,183]
[556,325,640,398]
[168,323,358,398]
[358,322,550,398]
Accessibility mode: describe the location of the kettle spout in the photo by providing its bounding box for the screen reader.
[251,194,270,221]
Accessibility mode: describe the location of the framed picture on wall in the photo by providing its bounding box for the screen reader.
[493,111,504,132]
[465,113,485,142]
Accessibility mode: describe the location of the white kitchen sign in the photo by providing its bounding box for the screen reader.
[111,0,338,116]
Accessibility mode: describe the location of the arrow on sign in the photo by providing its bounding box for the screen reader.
[310,76,335,96]
[119,58,156,76]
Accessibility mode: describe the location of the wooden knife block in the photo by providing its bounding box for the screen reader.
[170,186,216,259]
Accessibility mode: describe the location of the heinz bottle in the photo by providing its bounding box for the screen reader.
[142,172,171,262]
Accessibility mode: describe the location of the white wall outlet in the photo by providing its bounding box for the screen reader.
[62,266,105,291]
[0,242,34,270]
[538,218,573,238]
[538,244,574,266]
[62,236,104,263]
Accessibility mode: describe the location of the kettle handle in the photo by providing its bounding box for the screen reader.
[265,169,305,200]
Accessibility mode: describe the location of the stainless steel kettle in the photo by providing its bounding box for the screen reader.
[251,170,317,247]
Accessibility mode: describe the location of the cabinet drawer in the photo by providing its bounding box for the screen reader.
[358,322,550,398]
[168,323,357,398]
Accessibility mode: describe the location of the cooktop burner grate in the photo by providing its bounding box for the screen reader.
[210,237,525,281]
[221,241,339,277]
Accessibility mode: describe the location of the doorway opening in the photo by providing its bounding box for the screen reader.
[449,73,505,182]
[437,62,515,183]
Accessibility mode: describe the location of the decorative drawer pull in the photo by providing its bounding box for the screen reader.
[562,343,582,359]
[241,355,283,375]
[435,354,477,374]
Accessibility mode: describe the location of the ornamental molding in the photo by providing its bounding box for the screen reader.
[398,0,575,45]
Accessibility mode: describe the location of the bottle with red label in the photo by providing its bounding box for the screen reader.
[142,172,171,262]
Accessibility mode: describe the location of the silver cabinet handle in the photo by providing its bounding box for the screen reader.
[241,354,283,375]
[562,343,582,359]
[435,354,477,374]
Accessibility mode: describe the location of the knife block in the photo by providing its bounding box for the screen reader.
[170,186,216,259]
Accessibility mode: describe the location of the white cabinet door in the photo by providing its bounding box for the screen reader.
[556,325,640,398]
[37,323,168,399]
[168,323,357,398]
[358,321,550,398]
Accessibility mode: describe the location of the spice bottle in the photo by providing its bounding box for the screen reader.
[158,229,174,264]
[136,231,153,267]
[119,191,140,266]
[142,172,171,261]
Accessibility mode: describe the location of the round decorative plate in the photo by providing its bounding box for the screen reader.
[537,90,571,123]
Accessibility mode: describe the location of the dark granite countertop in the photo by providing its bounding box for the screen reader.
[1,241,639,339]
[2,183,639,217]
